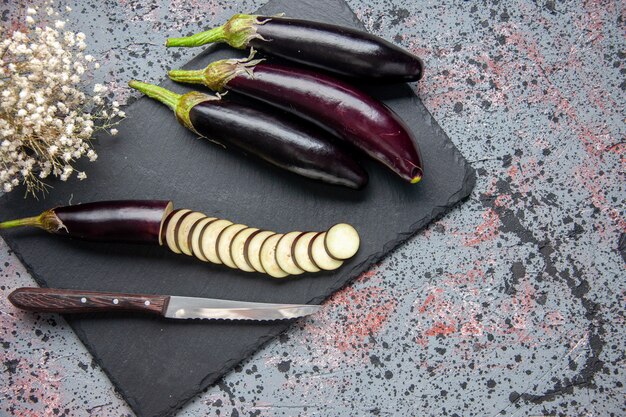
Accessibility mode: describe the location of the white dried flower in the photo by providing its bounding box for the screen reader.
[0,5,124,197]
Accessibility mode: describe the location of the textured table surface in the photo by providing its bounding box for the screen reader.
[1,1,624,416]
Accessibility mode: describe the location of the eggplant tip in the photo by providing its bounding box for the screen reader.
[410,167,423,184]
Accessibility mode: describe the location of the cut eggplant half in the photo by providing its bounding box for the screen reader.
[216,223,249,269]
[310,232,344,271]
[325,223,360,260]
[230,227,259,272]
[200,219,233,264]
[246,230,275,273]
[0,199,362,278]
[293,232,321,273]
[176,211,207,256]
[276,231,305,275]
[190,217,217,262]
[260,233,289,278]
[164,209,192,254]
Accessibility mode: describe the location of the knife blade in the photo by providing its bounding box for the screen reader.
[8,287,320,321]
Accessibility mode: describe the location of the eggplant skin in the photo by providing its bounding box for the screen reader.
[252,17,424,82]
[226,63,423,183]
[53,200,171,244]
[187,100,368,189]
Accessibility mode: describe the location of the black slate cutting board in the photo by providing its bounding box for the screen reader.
[0,0,475,416]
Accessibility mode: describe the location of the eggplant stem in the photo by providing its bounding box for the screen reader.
[0,210,65,233]
[165,14,268,49]
[128,80,181,111]
[166,26,227,47]
[0,215,42,229]
[168,50,265,92]
[129,80,217,134]
[168,69,205,85]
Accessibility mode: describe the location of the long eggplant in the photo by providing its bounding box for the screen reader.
[168,57,423,183]
[0,200,361,278]
[165,14,424,82]
[128,81,367,189]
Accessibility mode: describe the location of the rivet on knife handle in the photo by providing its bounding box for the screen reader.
[7,287,168,315]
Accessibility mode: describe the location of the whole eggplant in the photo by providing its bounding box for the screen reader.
[127,81,367,189]
[168,57,423,183]
[166,14,424,82]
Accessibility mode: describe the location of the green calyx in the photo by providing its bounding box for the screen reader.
[165,14,270,49]
[168,51,264,92]
[0,209,65,234]
[128,80,217,134]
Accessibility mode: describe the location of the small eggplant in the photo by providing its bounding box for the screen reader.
[0,200,361,278]
[166,14,424,82]
[168,57,423,183]
[127,81,367,189]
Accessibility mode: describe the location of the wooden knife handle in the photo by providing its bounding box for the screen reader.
[8,287,169,315]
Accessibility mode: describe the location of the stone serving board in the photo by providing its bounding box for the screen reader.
[0,0,475,416]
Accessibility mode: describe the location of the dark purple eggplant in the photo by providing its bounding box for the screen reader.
[0,200,173,244]
[168,58,423,183]
[165,14,424,82]
[128,81,367,189]
[0,201,361,278]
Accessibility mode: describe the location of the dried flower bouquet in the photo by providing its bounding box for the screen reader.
[0,5,124,197]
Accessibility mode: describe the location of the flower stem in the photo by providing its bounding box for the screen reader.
[128,80,181,111]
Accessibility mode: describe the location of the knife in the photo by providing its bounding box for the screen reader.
[8,287,320,321]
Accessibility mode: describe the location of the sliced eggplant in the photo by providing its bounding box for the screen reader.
[216,223,248,269]
[176,211,207,256]
[230,227,260,272]
[310,232,344,271]
[158,202,175,246]
[164,209,192,254]
[246,230,275,273]
[190,217,217,262]
[260,233,289,278]
[324,223,360,260]
[200,219,233,264]
[0,199,362,277]
[293,232,321,273]
[275,231,305,275]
